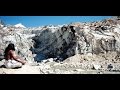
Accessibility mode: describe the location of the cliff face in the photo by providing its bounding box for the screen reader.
[1,17,120,62]
[31,18,120,61]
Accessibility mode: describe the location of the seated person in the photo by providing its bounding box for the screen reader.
[4,43,26,69]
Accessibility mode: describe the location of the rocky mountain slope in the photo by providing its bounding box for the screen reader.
[1,16,120,74]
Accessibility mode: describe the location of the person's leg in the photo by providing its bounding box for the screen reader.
[4,60,22,69]
[11,60,22,68]
[4,60,13,69]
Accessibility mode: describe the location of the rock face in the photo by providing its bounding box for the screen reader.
[31,17,120,62]
[0,24,34,62]
[1,17,120,64]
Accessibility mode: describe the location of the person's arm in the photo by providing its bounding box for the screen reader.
[10,50,26,65]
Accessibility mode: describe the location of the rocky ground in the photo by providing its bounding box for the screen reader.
[1,53,120,74]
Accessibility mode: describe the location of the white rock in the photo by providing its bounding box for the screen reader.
[42,60,48,63]
[3,27,7,30]
[75,69,85,72]
[48,58,54,62]
[93,64,101,70]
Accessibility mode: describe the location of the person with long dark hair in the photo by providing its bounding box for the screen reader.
[4,43,26,69]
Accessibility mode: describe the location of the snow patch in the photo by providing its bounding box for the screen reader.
[14,23,26,28]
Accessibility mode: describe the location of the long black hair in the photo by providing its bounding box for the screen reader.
[4,43,15,58]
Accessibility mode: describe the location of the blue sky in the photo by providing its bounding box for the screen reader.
[0,16,112,27]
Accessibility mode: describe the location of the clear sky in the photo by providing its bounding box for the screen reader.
[0,16,112,27]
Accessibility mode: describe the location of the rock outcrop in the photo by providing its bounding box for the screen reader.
[31,17,120,62]
[0,23,34,62]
